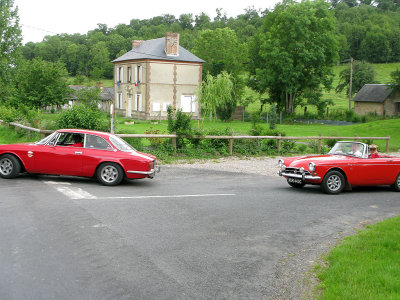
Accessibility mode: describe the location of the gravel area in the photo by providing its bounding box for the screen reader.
[166,152,400,176]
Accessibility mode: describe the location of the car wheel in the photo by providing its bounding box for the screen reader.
[321,170,345,195]
[96,163,124,186]
[288,181,305,188]
[392,173,400,192]
[0,154,21,179]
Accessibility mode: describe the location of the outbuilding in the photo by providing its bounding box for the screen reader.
[353,84,400,116]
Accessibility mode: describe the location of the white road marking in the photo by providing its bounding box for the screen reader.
[98,193,236,200]
[44,181,97,199]
[43,181,71,185]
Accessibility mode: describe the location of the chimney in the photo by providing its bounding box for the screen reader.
[97,82,104,91]
[132,40,144,49]
[165,32,179,56]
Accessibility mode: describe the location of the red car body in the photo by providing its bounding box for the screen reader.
[0,129,160,186]
[278,141,400,194]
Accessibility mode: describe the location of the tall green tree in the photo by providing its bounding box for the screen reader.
[14,59,70,108]
[196,72,236,121]
[193,27,247,77]
[336,61,376,96]
[390,69,400,94]
[249,0,339,113]
[0,0,22,102]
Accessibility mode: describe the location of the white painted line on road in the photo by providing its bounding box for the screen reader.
[44,181,97,199]
[56,186,98,199]
[98,193,236,200]
[43,181,71,185]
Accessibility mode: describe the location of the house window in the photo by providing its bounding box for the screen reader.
[135,94,143,111]
[180,95,196,113]
[116,67,123,83]
[135,65,142,83]
[128,67,132,82]
[117,93,123,109]
[396,102,400,114]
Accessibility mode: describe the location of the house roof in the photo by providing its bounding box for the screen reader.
[352,84,393,103]
[112,37,205,64]
[67,86,114,101]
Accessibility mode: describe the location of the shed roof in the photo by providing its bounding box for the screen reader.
[112,37,205,63]
[67,86,114,101]
[352,84,393,103]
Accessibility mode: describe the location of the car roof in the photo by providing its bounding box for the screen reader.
[57,129,113,139]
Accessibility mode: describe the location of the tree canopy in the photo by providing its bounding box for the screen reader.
[14,59,70,108]
[0,0,22,102]
[249,0,339,113]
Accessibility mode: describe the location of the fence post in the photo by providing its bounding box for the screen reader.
[14,125,18,133]
[277,134,282,154]
[26,129,30,139]
[172,132,177,153]
[386,135,390,153]
[318,134,322,153]
[5,123,9,129]
[354,134,358,141]
[229,138,233,156]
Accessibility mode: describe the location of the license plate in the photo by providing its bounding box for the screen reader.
[288,178,303,184]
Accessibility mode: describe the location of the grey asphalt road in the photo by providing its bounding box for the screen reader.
[1,166,399,300]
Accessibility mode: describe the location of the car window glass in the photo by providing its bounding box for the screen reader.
[85,134,112,150]
[109,135,136,152]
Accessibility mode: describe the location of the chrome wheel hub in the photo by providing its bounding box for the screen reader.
[327,175,341,192]
[0,158,13,176]
[101,166,118,183]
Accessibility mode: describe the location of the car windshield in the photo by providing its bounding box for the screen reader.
[328,142,366,158]
[35,131,58,145]
[109,135,136,152]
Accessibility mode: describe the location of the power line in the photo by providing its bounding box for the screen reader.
[20,23,57,35]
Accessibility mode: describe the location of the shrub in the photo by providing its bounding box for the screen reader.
[56,105,108,131]
[0,105,17,122]
[167,106,192,149]
[144,127,165,147]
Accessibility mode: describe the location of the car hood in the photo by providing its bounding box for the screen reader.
[284,155,353,168]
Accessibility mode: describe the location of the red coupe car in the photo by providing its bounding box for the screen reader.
[0,129,160,186]
[278,141,400,194]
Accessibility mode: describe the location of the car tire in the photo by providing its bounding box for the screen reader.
[0,154,21,179]
[96,162,124,186]
[392,173,400,192]
[288,181,305,188]
[321,170,345,195]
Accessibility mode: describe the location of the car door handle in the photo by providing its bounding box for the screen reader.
[75,151,82,155]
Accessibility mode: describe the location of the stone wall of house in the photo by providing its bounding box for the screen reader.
[354,101,384,115]
[114,60,201,120]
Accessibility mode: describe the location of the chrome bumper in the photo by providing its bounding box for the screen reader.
[278,170,321,181]
[127,165,161,178]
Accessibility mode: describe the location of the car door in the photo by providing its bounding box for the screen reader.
[350,157,396,186]
[32,132,84,176]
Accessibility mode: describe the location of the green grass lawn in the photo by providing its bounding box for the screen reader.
[315,215,400,299]
[116,118,400,151]
[246,62,400,115]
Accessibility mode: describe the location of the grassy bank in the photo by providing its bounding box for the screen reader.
[315,215,400,299]
[116,118,400,151]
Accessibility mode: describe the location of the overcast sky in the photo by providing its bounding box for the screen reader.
[14,0,280,44]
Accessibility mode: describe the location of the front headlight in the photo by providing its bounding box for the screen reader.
[309,162,316,172]
[278,159,285,170]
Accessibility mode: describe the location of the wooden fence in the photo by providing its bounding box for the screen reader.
[0,120,391,154]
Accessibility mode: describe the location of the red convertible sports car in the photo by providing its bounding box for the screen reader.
[278,141,400,194]
[0,129,160,186]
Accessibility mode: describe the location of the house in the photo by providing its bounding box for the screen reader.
[353,84,400,116]
[112,32,205,120]
[65,83,114,112]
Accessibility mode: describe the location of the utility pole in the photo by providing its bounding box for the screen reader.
[349,57,353,110]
